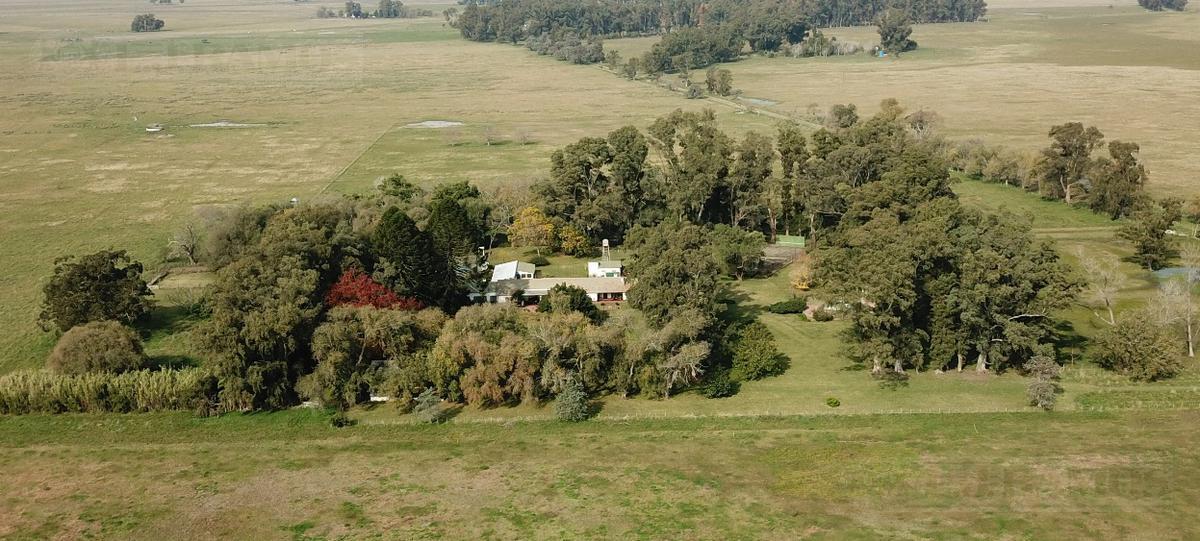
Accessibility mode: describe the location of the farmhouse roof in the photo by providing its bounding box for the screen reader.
[487,276,628,296]
[490,260,536,282]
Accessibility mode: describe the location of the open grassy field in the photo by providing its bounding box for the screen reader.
[608,2,1200,197]
[0,0,778,371]
[1,408,1198,539]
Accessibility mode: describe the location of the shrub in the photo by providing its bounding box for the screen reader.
[131,13,165,32]
[527,255,551,267]
[1027,380,1058,411]
[47,321,145,375]
[1092,313,1183,381]
[812,307,835,322]
[329,411,357,428]
[412,388,448,424]
[553,378,591,421]
[699,370,740,398]
[730,322,789,381]
[768,297,807,314]
[825,397,841,408]
[0,369,215,415]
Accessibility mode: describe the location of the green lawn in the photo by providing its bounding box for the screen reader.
[1,408,1197,539]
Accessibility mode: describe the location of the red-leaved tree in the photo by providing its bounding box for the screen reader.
[325,268,423,310]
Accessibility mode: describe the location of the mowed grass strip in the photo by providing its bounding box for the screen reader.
[0,409,1197,539]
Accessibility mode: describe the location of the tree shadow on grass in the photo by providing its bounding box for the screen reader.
[144,354,200,370]
[722,289,765,324]
[140,303,200,338]
[1051,319,1089,363]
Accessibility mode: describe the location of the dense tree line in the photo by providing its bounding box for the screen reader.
[1138,0,1188,11]
[318,0,432,19]
[455,0,985,44]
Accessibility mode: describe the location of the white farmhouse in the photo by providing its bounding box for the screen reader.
[490,260,535,282]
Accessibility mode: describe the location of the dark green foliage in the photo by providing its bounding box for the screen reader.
[329,411,357,428]
[729,321,788,381]
[699,369,740,398]
[640,26,743,75]
[814,116,1081,374]
[39,249,152,332]
[535,126,650,244]
[1092,312,1184,381]
[1089,141,1147,219]
[553,377,591,421]
[47,321,145,375]
[453,0,984,46]
[526,32,605,64]
[131,14,164,32]
[648,109,733,223]
[768,297,808,314]
[876,9,917,55]
[825,397,841,408]
[1036,122,1105,204]
[373,207,446,305]
[537,284,603,323]
[196,205,363,412]
[528,255,551,267]
[1119,198,1182,270]
[625,222,726,326]
[812,308,835,322]
[710,224,766,280]
[1138,0,1189,11]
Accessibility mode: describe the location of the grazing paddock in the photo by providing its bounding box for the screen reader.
[0,0,775,372]
[606,4,1200,197]
[1,409,1198,539]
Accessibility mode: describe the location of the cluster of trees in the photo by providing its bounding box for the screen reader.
[319,0,432,19]
[790,29,864,57]
[877,8,917,54]
[531,110,819,248]
[805,108,1080,374]
[455,0,984,44]
[131,14,165,32]
[953,123,1187,270]
[525,32,605,64]
[1138,0,1188,11]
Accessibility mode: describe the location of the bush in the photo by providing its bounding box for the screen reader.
[825,397,841,408]
[1026,380,1058,411]
[699,370,740,398]
[527,255,551,267]
[729,322,789,381]
[131,13,165,32]
[329,411,357,428]
[1092,313,1183,381]
[412,388,449,424]
[553,378,591,422]
[767,297,807,314]
[0,369,215,415]
[47,321,145,375]
[812,307,835,322]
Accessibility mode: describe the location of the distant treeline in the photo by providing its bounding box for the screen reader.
[454,0,987,43]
